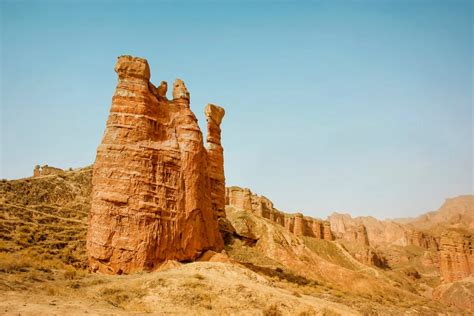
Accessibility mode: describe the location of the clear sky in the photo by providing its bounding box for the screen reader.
[1,0,472,219]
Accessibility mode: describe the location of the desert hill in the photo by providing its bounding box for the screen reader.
[1,167,472,314]
[399,195,474,233]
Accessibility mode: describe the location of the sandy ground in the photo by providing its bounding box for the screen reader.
[0,262,360,316]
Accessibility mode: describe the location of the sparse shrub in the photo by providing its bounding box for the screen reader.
[193,273,205,280]
[298,310,316,316]
[292,290,302,297]
[0,252,33,272]
[235,284,246,291]
[100,288,131,308]
[263,304,282,316]
[63,268,77,280]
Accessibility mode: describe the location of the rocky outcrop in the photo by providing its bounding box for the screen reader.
[340,224,370,246]
[405,230,439,249]
[329,213,409,247]
[33,165,64,177]
[205,104,226,219]
[87,55,224,274]
[439,229,474,282]
[329,212,439,250]
[226,186,333,240]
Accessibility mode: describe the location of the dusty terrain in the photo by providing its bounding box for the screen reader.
[1,168,472,315]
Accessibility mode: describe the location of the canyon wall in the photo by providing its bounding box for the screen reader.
[226,186,333,240]
[87,56,225,274]
[329,212,439,250]
[439,229,474,282]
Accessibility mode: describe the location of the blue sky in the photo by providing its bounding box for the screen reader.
[1,0,472,219]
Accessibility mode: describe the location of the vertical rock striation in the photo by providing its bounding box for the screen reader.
[439,229,473,282]
[87,56,224,274]
[205,104,226,219]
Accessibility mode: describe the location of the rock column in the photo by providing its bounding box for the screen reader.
[205,104,226,219]
[87,56,224,274]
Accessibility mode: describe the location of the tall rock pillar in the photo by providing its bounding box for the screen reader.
[87,56,224,274]
[205,104,226,219]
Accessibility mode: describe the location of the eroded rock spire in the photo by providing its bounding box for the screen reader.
[205,104,226,219]
[87,55,225,274]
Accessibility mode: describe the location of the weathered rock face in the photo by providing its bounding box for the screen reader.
[205,104,226,219]
[439,229,474,282]
[329,213,411,247]
[329,212,439,250]
[405,230,439,249]
[87,55,224,274]
[225,186,333,240]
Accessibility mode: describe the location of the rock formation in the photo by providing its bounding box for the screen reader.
[401,195,474,232]
[226,186,333,240]
[329,212,439,250]
[329,213,410,246]
[439,229,473,282]
[405,230,439,249]
[87,55,225,274]
[205,104,226,219]
[33,165,64,177]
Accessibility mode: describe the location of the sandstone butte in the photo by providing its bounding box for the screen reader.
[87,55,225,274]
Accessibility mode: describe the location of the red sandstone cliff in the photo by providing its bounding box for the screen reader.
[328,212,439,250]
[87,56,224,274]
[439,229,473,283]
[226,186,333,240]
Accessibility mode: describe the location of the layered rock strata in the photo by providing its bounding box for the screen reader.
[329,212,438,249]
[226,186,333,240]
[439,229,474,282]
[405,230,439,249]
[87,56,224,274]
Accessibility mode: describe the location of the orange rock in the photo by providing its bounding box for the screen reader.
[32,164,64,177]
[405,230,439,249]
[87,56,224,274]
[205,104,226,219]
[198,250,232,263]
[439,229,473,282]
[157,260,182,272]
[226,186,333,240]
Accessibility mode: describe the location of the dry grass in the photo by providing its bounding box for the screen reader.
[0,168,91,271]
[0,167,467,315]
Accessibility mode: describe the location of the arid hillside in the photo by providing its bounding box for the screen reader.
[1,168,472,314]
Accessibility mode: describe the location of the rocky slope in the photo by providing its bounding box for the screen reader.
[1,169,471,314]
[0,167,92,269]
[87,56,225,274]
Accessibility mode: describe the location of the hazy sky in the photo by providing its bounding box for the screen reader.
[1,0,472,219]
